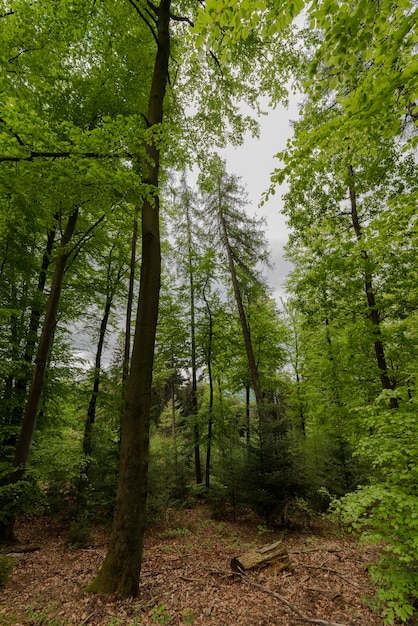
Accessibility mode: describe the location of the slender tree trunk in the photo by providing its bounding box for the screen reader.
[122,211,138,393]
[245,384,251,445]
[10,223,57,428]
[204,296,214,488]
[88,0,171,597]
[0,208,79,543]
[217,205,263,411]
[347,165,398,409]
[186,202,202,484]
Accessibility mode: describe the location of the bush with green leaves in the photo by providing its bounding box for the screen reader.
[335,391,418,624]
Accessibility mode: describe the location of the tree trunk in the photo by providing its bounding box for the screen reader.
[87,0,170,597]
[77,254,121,514]
[347,165,398,409]
[186,204,202,484]
[122,210,138,393]
[219,208,263,411]
[204,294,214,488]
[0,208,79,542]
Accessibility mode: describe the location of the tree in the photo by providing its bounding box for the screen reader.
[199,157,270,419]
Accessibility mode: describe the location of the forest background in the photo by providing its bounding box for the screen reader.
[0,1,417,624]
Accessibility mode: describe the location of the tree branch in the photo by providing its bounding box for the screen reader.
[125,0,159,46]
[170,13,194,27]
[0,150,136,163]
[234,571,347,626]
[0,117,25,146]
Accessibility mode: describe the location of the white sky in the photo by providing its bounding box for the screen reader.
[222,96,300,304]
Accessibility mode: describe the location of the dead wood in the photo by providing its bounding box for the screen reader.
[303,565,361,588]
[231,540,290,573]
[235,571,347,626]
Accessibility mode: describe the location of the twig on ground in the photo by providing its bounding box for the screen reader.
[303,565,361,588]
[234,571,347,626]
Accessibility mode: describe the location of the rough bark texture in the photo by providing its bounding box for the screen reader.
[231,540,290,573]
[87,0,171,598]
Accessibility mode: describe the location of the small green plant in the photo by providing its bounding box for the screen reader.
[107,618,124,626]
[0,556,15,588]
[26,604,63,626]
[257,524,273,535]
[66,516,92,549]
[150,604,172,625]
[159,527,192,539]
[181,608,195,624]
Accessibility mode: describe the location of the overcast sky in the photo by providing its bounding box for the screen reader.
[222,95,300,304]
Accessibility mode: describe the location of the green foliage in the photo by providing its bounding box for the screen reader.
[150,604,172,625]
[181,608,195,625]
[66,515,92,549]
[334,394,418,624]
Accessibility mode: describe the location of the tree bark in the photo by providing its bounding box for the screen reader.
[122,210,139,394]
[203,290,214,488]
[231,540,290,573]
[186,201,202,484]
[87,0,171,597]
[217,202,263,412]
[347,165,398,409]
[12,207,79,481]
[0,208,79,543]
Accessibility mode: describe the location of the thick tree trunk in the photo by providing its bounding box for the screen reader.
[347,165,398,409]
[87,0,170,598]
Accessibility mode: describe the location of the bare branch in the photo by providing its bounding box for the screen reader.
[235,571,347,626]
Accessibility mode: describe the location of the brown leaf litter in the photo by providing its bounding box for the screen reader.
[0,506,385,625]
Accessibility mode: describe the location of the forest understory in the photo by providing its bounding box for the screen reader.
[1,505,389,626]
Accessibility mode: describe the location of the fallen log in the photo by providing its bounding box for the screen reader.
[231,540,290,573]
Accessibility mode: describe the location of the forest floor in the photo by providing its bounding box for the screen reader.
[0,505,387,626]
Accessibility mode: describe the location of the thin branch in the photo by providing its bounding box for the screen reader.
[0,150,137,163]
[235,571,347,626]
[146,0,158,14]
[170,13,194,27]
[209,50,223,76]
[0,117,25,146]
[125,0,158,46]
[68,213,106,257]
[0,10,14,17]
[8,47,45,63]
[303,565,361,588]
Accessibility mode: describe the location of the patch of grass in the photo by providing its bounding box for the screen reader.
[159,527,193,539]
[0,556,16,588]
